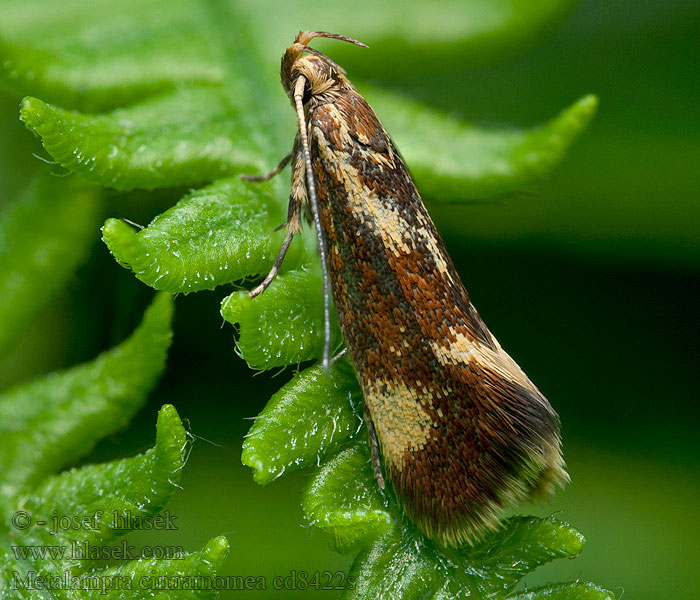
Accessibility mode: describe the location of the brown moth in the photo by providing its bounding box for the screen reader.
[245,31,568,547]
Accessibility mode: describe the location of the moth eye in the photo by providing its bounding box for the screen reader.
[302,79,313,104]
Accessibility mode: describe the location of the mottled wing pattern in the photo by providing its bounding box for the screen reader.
[303,84,566,546]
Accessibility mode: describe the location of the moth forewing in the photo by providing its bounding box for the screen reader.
[247,30,568,548]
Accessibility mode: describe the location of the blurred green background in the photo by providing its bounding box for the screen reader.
[1,1,698,599]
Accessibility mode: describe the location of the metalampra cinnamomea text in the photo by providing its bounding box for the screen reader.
[244,30,568,547]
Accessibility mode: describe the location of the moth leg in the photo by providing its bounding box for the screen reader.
[248,145,305,299]
[248,228,295,298]
[364,404,386,490]
[329,347,348,365]
[240,152,292,182]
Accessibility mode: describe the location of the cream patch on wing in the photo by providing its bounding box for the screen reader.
[313,122,454,281]
[364,379,435,472]
[430,332,544,399]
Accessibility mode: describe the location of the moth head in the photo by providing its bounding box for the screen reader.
[281,30,367,105]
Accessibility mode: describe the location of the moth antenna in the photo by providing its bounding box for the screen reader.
[294,75,332,369]
[296,30,368,49]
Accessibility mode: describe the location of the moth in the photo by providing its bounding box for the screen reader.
[245,31,568,547]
